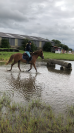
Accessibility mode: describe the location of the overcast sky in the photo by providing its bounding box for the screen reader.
[0,0,74,49]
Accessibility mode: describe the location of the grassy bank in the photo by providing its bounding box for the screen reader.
[43,52,74,60]
[0,93,74,133]
[0,51,23,62]
[0,51,74,62]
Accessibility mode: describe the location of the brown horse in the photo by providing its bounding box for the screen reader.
[6,49,44,72]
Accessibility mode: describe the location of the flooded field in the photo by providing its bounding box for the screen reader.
[0,60,74,114]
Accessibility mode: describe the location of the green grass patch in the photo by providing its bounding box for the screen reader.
[43,52,74,60]
[0,51,74,62]
[0,50,23,61]
[0,93,74,133]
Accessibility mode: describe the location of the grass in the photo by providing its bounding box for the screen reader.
[43,51,74,61]
[0,51,74,62]
[0,93,74,133]
[0,51,23,61]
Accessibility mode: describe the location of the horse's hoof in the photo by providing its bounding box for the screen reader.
[28,69,30,72]
[25,70,30,72]
[7,70,11,71]
[21,70,24,72]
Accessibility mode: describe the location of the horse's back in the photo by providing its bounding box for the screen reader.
[14,53,23,61]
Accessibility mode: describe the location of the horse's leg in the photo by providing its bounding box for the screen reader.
[28,64,32,71]
[33,63,37,72]
[18,61,21,71]
[8,61,17,71]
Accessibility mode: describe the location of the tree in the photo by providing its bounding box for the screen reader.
[20,39,37,51]
[1,38,10,48]
[31,42,37,51]
[52,39,61,47]
[43,42,52,52]
[20,39,29,50]
[62,45,69,51]
[52,39,69,50]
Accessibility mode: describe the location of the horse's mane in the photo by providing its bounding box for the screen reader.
[33,49,42,55]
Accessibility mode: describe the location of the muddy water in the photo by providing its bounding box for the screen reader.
[0,61,74,113]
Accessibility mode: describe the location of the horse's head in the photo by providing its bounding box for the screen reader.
[39,49,44,59]
[32,49,44,59]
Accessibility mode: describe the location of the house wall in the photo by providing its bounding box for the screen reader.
[0,35,49,48]
[39,41,42,48]
[0,37,2,46]
[18,39,23,47]
[42,41,45,48]
[15,39,18,47]
[9,38,15,47]
[9,38,23,48]
[32,40,39,47]
[31,40,45,48]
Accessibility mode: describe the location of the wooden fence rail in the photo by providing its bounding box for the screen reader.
[47,59,72,70]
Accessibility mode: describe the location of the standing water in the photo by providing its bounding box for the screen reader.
[0,61,74,113]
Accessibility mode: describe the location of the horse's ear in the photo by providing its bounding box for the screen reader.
[40,49,42,52]
[41,49,43,52]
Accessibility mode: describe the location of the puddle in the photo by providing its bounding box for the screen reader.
[0,61,74,114]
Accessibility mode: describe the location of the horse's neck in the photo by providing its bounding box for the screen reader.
[33,54,39,59]
[33,51,41,59]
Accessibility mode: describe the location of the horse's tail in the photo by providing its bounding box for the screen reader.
[6,55,14,65]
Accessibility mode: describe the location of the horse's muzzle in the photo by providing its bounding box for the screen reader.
[42,56,44,59]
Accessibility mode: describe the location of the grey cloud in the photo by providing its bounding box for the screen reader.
[0,0,74,48]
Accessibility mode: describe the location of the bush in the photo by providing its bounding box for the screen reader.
[20,39,29,50]
[43,42,52,52]
[31,42,37,51]
[1,38,10,48]
[20,39,37,51]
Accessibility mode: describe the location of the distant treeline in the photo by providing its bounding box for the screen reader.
[52,39,72,51]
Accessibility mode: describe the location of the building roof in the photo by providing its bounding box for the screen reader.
[0,32,51,42]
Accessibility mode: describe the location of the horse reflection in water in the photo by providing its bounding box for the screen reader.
[7,72,42,101]
[6,49,44,72]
